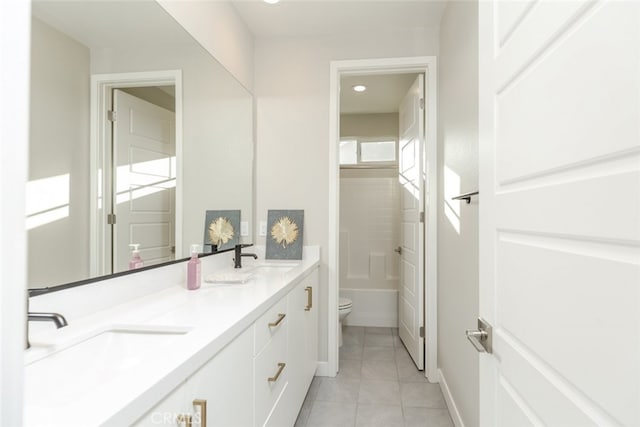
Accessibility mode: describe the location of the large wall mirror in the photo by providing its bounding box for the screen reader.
[28,0,254,289]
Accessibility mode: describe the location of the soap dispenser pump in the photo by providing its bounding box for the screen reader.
[128,244,144,270]
[187,244,201,290]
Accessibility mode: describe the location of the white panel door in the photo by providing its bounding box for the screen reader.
[479,1,640,426]
[113,89,175,272]
[398,75,425,369]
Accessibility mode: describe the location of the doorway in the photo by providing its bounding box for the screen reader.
[89,70,183,277]
[328,57,438,381]
[338,72,423,367]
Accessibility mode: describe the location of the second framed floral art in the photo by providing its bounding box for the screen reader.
[265,210,304,260]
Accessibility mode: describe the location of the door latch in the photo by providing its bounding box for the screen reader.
[465,317,492,354]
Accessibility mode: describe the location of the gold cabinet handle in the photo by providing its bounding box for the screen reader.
[267,362,286,383]
[268,313,286,327]
[193,399,207,427]
[305,286,313,311]
[176,414,192,427]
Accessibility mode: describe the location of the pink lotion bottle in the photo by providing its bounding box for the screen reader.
[128,244,144,270]
[187,244,201,290]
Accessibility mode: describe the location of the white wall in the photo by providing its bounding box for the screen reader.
[340,112,399,138]
[254,29,439,363]
[158,0,254,92]
[0,0,30,423]
[29,17,90,288]
[437,2,479,426]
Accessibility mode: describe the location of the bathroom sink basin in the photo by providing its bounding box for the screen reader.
[25,324,192,406]
[204,264,299,285]
[205,270,255,284]
[248,263,298,275]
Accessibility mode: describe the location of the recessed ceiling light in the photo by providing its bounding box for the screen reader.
[352,85,367,92]
[263,0,280,4]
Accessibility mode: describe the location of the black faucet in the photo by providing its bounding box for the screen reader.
[234,243,258,269]
[26,288,68,349]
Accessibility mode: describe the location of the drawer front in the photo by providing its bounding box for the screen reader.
[263,382,291,427]
[254,321,288,427]
[254,297,287,356]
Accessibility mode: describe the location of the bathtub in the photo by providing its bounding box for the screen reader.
[340,288,398,328]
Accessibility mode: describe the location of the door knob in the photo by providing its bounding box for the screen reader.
[394,246,402,255]
[465,317,492,353]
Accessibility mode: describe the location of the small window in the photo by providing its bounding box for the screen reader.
[360,140,396,163]
[340,140,358,165]
[340,138,397,166]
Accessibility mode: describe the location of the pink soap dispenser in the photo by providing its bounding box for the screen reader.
[128,244,144,270]
[187,244,201,290]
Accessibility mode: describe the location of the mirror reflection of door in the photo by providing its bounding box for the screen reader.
[111,88,176,273]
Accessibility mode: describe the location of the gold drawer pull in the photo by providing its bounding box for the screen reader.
[176,414,192,427]
[268,362,286,383]
[268,313,286,327]
[305,286,313,311]
[193,399,207,427]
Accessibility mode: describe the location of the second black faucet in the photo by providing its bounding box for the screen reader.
[234,243,258,268]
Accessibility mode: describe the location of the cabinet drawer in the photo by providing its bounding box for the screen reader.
[254,297,287,356]
[254,320,288,427]
[264,382,290,427]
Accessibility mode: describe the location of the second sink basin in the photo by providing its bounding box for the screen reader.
[25,324,192,406]
[248,263,298,275]
[204,263,299,285]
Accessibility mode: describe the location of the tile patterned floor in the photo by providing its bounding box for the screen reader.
[294,326,454,427]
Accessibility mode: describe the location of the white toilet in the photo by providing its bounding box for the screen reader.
[338,297,353,347]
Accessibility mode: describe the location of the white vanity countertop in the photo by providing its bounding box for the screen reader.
[24,246,320,427]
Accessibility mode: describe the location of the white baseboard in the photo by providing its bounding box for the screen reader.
[315,361,333,377]
[438,368,465,427]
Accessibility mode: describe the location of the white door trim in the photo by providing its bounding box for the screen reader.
[328,56,438,381]
[89,70,183,277]
[0,0,30,424]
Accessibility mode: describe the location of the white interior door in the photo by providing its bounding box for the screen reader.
[113,89,176,272]
[398,74,425,369]
[479,1,640,425]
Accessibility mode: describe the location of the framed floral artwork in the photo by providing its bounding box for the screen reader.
[266,210,304,260]
[203,210,240,252]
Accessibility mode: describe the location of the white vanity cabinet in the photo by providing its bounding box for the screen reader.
[284,269,319,420]
[130,380,190,427]
[131,266,319,427]
[187,326,254,427]
[132,325,254,427]
[254,267,319,427]
[254,296,289,427]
